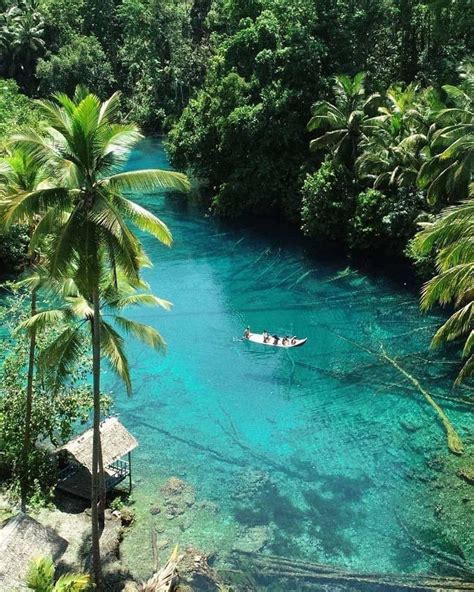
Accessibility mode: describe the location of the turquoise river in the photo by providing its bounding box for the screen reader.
[111,139,474,589]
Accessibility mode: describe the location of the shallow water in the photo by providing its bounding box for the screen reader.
[112,139,473,588]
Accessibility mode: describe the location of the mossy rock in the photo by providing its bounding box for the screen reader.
[457,467,474,484]
[120,506,136,526]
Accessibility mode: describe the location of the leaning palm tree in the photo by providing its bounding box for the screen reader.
[26,556,90,592]
[3,86,189,589]
[307,72,380,166]
[0,146,50,512]
[412,185,474,384]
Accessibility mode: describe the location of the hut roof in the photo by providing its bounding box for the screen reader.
[0,513,68,590]
[58,417,138,472]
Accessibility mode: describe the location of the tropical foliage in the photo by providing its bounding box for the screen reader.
[412,189,474,384]
[0,0,472,585]
[0,80,41,273]
[26,556,90,592]
[0,86,189,588]
[169,0,472,229]
[0,288,111,504]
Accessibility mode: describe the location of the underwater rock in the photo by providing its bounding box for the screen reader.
[160,477,196,518]
[178,546,224,591]
[161,477,188,496]
[119,507,135,527]
[232,469,272,503]
[400,416,423,433]
[156,539,169,551]
[197,500,220,514]
[426,457,446,472]
[177,515,194,531]
[457,467,474,485]
[149,505,161,515]
[232,525,270,553]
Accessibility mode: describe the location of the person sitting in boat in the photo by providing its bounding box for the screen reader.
[273,334,279,344]
[263,331,270,343]
[290,336,297,345]
[282,336,289,346]
[243,326,250,339]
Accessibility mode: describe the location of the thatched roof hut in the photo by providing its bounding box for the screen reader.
[57,417,138,499]
[58,416,138,472]
[0,513,68,590]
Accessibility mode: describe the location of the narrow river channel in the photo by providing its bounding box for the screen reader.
[115,138,473,588]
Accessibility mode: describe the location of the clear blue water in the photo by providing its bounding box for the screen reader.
[110,139,473,588]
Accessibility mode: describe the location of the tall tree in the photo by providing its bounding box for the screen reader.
[412,187,474,384]
[418,64,474,204]
[0,0,45,91]
[307,72,380,167]
[0,147,50,511]
[3,86,189,588]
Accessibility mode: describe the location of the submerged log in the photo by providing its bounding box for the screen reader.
[229,551,474,590]
[329,330,464,455]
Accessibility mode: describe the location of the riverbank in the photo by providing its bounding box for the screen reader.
[0,487,229,590]
[3,445,474,592]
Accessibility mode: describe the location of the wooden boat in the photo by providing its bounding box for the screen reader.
[244,332,307,348]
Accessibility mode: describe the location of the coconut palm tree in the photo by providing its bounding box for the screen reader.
[357,117,426,188]
[3,86,189,588]
[19,266,169,527]
[357,85,444,190]
[0,146,50,512]
[0,0,45,88]
[307,72,380,166]
[412,184,474,384]
[26,556,90,592]
[418,64,474,204]
[20,269,170,397]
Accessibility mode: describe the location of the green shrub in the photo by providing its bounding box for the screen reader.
[301,158,356,243]
[349,187,425,253]
[0,80,38,141]
[36,34,115,98]
[0,224,29,275]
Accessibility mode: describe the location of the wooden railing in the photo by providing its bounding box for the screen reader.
[105,458,129,488]
[58,457,130,490]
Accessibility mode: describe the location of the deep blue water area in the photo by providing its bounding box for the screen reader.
[105,138,474,588]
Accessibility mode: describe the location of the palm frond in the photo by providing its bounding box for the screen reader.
[106,169,190,194]
[112,195,173,246]
[420,264,473,309]
[110,293,172,310]
[98,91,122,124]
[26,557,55,591]
[39,326,84,387]
[2,187,72,227]
[113,316,166,351]
[100,320,132,394]
[455,354,474,385]
[431,301,473,347]
[17,308,69,333]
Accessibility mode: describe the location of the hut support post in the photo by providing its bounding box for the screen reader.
[128,451,132,494]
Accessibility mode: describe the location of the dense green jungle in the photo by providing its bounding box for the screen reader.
[0,0,473,590]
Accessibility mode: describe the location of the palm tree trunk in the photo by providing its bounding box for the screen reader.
[98,438,106,527]
[20,288,37,512]
[91,286,103,590]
